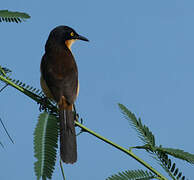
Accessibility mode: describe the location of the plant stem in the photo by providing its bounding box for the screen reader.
[0,75,57,111]
[60,159,66,180]
[0,75,40,102]
[75,121,167,180]
[0,74,167,179]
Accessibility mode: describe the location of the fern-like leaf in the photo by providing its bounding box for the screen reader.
[156,151,187,180]
[0,66,11,76]
[0,73,57,112]
[0,66,44,98]
[34,112,59,180]
[118,103,155,147]
[7,77,44,97]
[156,146,194,165]
[0,10,30,23]
[106,169,156,180]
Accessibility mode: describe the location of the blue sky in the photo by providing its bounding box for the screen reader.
[0,0,194,179]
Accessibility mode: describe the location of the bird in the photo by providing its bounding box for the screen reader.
[40,25,89,163]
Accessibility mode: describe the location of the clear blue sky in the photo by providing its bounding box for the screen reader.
[0,0,194,179]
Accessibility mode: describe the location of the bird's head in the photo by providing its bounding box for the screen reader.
[47,25,89,50]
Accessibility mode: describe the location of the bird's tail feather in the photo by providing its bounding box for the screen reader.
[59,109,77,163]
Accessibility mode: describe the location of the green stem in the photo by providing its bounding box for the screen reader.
[0,75,40,102]
[75,121,167,180]
[0,75,57,111]
[0,66,6,76]
[0,74,166,179]
[60,159,66,180]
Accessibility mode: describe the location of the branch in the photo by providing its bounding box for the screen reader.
[75,121,167,180]
[0,72,167,180]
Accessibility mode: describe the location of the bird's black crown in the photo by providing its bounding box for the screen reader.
[49,25,88,42]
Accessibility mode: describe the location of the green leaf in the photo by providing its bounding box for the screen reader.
[106,169,156,180]
[3,76,43,97]
[0,10,30,23]
[156,151,187,180]
[118,103,155,147]
[0,72,57,112]
[156,146,194,165]
[34,112,59,180]
[0,66,11,76]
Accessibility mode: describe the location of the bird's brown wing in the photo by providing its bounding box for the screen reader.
[40,48,78,105]
[41,48,78,163]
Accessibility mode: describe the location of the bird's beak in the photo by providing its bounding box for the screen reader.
[77,35,89,42]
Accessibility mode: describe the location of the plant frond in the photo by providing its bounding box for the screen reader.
[6,77,44,96]
[0,10,30,23]
[118,103,155,147]
[0,72,57,113]
[156,151,187,180]
[106,169,156,180]
[0,68,43,97]
[156,146,194,165]
[0,66,11,76]
[34,112,59,180]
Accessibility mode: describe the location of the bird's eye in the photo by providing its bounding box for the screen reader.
[70,32,74,36]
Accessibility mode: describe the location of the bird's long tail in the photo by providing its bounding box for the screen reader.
[59,108,77,163]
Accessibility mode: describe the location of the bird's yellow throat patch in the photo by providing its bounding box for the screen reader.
[65,39,76,50]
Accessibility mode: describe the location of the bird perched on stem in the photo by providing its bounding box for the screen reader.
[40,25,89,163]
